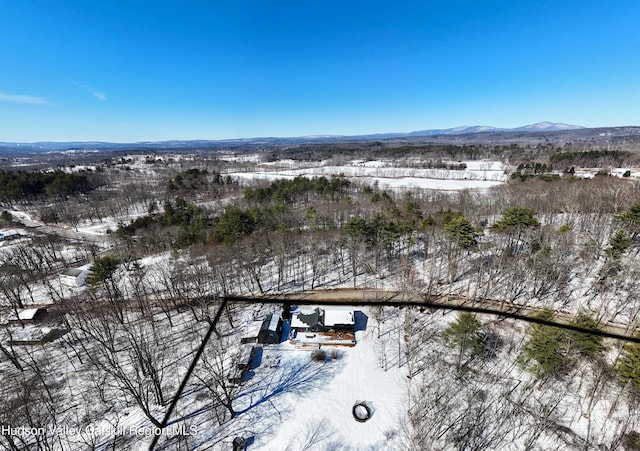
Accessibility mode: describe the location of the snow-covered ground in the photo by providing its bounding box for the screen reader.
[2,238,639,450]
[4,154,640,449]
[74,203,152,236]
[217,153,263,163]
[227,159,508,192]
[248,322,406,450]
[571,167,640,179]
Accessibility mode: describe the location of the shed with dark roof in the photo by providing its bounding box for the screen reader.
[257,314,283,344]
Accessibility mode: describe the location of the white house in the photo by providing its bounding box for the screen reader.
[290,306,355,333]
[59,267,90,287]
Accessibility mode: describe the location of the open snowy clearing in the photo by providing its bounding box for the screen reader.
[224,159,508,191]
[135,304,410,450]
[245,320,406,450]
[229,170,503,191]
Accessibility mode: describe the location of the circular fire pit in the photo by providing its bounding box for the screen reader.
[352,401,372,422]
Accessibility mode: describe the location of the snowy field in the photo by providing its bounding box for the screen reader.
[74,201,153,236]
[227,159,508,192]
[574,167,640,179]
[173,310,409,451]
[240,318,406,450]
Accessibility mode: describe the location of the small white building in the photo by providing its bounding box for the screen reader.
[7,326,56,345]
[7,307,48,324]
[0,229,22,245]
[59,267,90,287]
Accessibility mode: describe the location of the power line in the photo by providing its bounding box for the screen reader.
[224,294,640,344]
[148,297,228,450]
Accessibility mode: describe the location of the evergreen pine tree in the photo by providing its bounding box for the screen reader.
[568,312,604,357]
[615,339,640,391]
[607,229,632,259]
[86,256,121,286]
[443,215,478,249]
[490,207,540,232]
[442,312,484,371]
[519,309,568,378]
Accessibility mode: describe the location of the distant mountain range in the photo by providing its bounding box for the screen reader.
[0,122,598,153]
[348,122,584,140]
[436,121,583,134]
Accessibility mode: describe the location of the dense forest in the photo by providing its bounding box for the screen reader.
[0,169,100,202]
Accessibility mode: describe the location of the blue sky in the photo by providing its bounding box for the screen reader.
[1,1,639,142]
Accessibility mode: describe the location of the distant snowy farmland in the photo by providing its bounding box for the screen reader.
[227,159,508,191]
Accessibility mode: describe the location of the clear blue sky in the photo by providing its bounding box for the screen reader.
[1,1,639,142]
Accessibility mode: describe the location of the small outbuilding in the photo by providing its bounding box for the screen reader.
[0,229,21,243]
[60,267,90,287]
[8,308,48,324]
[227,345,261,385]
[6,326,57,345]
[237,345,258,370]
[257,314,283,344]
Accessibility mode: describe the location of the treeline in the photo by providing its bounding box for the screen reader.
[117,176,371,249]
[244,176,350,205]
[167,168,235,193]
[510,156,628,183]
[510,161,554,182]
[119,173,640,253]
[120,197,288,249]
[118,198,212,248]
[0,169,97,202]
[264,143,517,162]
[549,149,631,167]
[265,141,640,167]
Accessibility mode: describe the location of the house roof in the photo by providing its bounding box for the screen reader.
[324,308,354,326]
[290,307,323,329]
[260,314,281,332]
[267,313,281,331]
[0,229,20,243]
[7,325,53,343]
[18,308,39,320]
[245,321,262,337]
[290,306,355,328]
[61,268,84,277]
[9,307,47,321]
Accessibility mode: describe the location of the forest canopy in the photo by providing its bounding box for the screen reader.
[0,169,97,201]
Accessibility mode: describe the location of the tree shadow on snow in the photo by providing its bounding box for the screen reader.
[228,357,340,446]
[354,311,368,332]
[172,356,341,449]
[280,320,291,343]
[236,357,339,415]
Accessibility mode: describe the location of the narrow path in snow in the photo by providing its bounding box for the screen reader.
[9,209,116,245]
